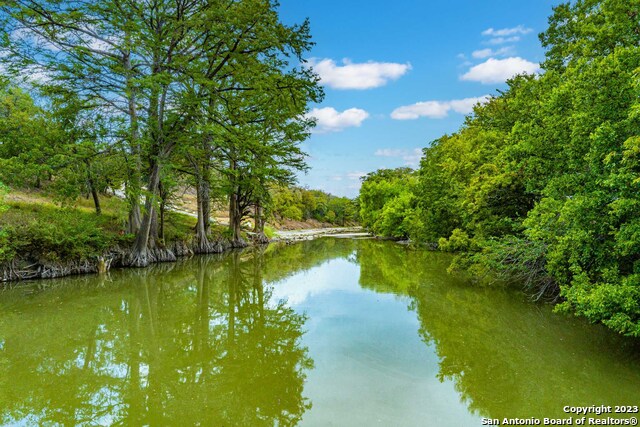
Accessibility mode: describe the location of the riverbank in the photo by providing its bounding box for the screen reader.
[0,191,363,283]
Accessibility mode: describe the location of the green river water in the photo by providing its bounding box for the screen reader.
[0,237,638,426]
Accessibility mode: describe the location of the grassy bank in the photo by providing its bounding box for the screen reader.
[0,189,229,281]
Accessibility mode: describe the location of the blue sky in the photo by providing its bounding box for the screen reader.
[278,0,559,197]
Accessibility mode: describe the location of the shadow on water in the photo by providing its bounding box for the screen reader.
[0,242,353,426]
[356,239,640,420]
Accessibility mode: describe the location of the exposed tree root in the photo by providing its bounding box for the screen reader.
[1,258,100,281]
[172,241,194,258]
[251,232,270,245]
[192,239,232,254]
[125,250,155,268]
[231,237,248,248]
[0,237,237,283]
[151,247,177,263]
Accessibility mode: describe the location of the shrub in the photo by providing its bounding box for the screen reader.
[438,228,471,252]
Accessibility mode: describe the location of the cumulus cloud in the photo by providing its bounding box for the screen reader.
[391,101,449,119]
[482,25,532,37]
[375,148,423,167]
[306,107,369,133]
[390,96,490,120]
[308,58,411,90]
[472,46,514,59]
[461,57,540,84]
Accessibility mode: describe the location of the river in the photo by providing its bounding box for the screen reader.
[0,238,638,426]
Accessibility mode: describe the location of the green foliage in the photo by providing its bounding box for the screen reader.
[438,229,472,252]
[357,1,640,336]
[0,203,120,263]
[162,211,199,243]
[263,224,276,240]
[0,0,322,252]
[0,87,52,189]
[0,181,8,215]
[359,168,415,238]
[271,185,358,225]
[373,191,415,239]
[280,204,303,222]
[0,191,206,264]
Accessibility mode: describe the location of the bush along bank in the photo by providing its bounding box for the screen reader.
[357,1,640,338]
[0,195,248,282]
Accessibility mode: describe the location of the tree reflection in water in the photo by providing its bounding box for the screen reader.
[356,239,640,420]
[0,248,312,426]
[3,237,638,425]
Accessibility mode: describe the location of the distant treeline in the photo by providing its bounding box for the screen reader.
[271,186,359,226]
[359,0,640,337]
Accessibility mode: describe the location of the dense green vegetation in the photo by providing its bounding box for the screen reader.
[271,185,359,226]
[0,0,332,267]
[0,193,202,267]
[359,0,640,337]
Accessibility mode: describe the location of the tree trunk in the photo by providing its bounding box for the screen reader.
[129,160,161,266]
[253,202,262,233]
[149,206,158,249]
[85,160,101,215]
[229,191,245,247]
[128,44,173,266]
[253,201,269,244]
[159,181,167,243]
[127,197,142,235]
[227,160,245,247]
[125,49,141,235]
[91,187,101,215]
[195,164,212,253]
[202,166,211,237]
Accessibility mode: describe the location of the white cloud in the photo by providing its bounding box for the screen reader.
[391,101,449,119]
[391,96,490,120]
[403,148,423,167]
[461,57,540,84]
[480,26,532,45]
[472,48,493,59]
[487,36,521,45]
[307,107,369,133]
[482,25,532,37]
[375,148,423,167]
[309,58,411,90]
[448,97,490,113]
[472,46,514,59]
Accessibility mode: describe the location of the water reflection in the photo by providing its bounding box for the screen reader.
[1,238,639,426]
[0,249,313,426]
[356,239,640,420]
